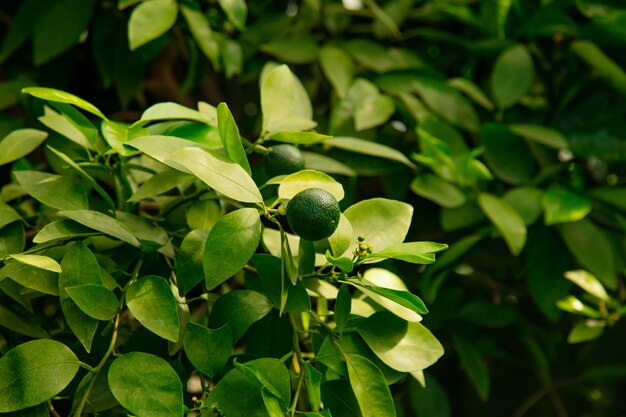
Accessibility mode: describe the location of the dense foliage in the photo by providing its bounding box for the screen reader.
[1,0,626,416]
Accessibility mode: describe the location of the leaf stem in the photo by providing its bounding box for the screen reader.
[288,314,307,416]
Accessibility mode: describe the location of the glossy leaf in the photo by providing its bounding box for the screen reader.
[279,170,345,201]
[410,174,466,208]
[59,242,102,352]
[478,193,527,256]
[217,102,251,175]
[564,270,609,301]
[204,208,261,290]
[325,137,416,169]
[542,187,592,225]
[65,284,118,321]
[345,354,397,417]
[108,352,183,417]
[176,229,208,295]
[22,87,106,120]
[0,129,48,166]
[128,0,177,50]
[349,280,428,315]
[0,340,80,412]
[358,311,443,372]
[165,147,263,203]
[370,241,448,264]
[183,322,232,377]
[209,290,272,342]
[10,254,61,273]
[59,210,140,247]
[15,170,88,211]
[127,275,180,342]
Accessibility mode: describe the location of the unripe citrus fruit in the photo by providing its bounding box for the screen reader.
[263,144,305,178]
[286,188,341,241]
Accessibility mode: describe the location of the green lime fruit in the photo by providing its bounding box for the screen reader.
[286,188,341,241]
[263,144,305,178]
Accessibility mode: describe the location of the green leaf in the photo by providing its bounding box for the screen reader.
[542,188,592,225]
[128,0,177,50]
[571,40,626,96]
[411,77,479,132]
[0,223,25,260]
[2,262,58,296]
[0,129,48,166]
[46,147,116,210]
[208,358,290,417]
[346,39,394,73]
[508,124,569,149]
[176,229,208,295]
[410,174,466,208]
[14,170,88,211]
[269,131,332,145]
[33,219,97,244]
[217,102,251,175]
[478,193,527,256]
[0,340,79,412]
[564,270,609,302]
[137,102,215,126]
[252,254,311,313]
[116,211,172,255]
[0,304,49,339]
[355,94,395,131]
[448,77,494,111]
[65,284,118,321]
[325,137,416,169]
[59,242,102,352]
[127,275,180,342]
[319,45,354,98]
[10,254,61,273]
[261,36,318,64]
[502,187,543,226]
[409,373,451,417]
[0,202,21,230]
[22,87,107,120]
[349,280,428,315]
[209,290,272,342]
[262,388,284,417]
[233,359,290,404]
[305,363,323,411]
[32,0,97,65]
[180,5,220,67]
[0,403,49,417]
[370,241,448,264]
[278,170,345,201]
[452,334,490,401]
[559,220,617,289]
[183,322,232,377]
[108,352,183,417]
[204,208,261,290]
[491,44,534,108]
[557,295,602,318]
[329,213,354,257]
[217,0,247,31]
[358,311,443,372]
[345,354,397,417]
[343,198,413,256]
[128,170,191,202]
[59,210,140,247]
[165,147,263,203]
[261,64,315,133]
[334,285,352,332]
[326,251,354,273]
[480,123,535,185]
[567,320,605,344]
[321,380,361,417]
[0,0,39,62]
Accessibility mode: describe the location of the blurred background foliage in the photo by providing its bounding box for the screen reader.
[2,0,626,416]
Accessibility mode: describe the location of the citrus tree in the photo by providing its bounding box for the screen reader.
[0,65,446,416]
[2,0,626,416]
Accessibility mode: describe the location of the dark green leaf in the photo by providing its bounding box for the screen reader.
[108,352,183,417]
[452,334,489,401]
[0,304,49,339]
[66,284,118,321]
[542,187,592,225]
[0,340,79,412]
[204,208,262,290]
[176,229,208,295]
[127,275,180,342]
[478,193,527,256]
[334,285,352,332]
[209,290,272,342]
[491,44,534,108]
[15,170,88,211]
[183,323,232,377]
